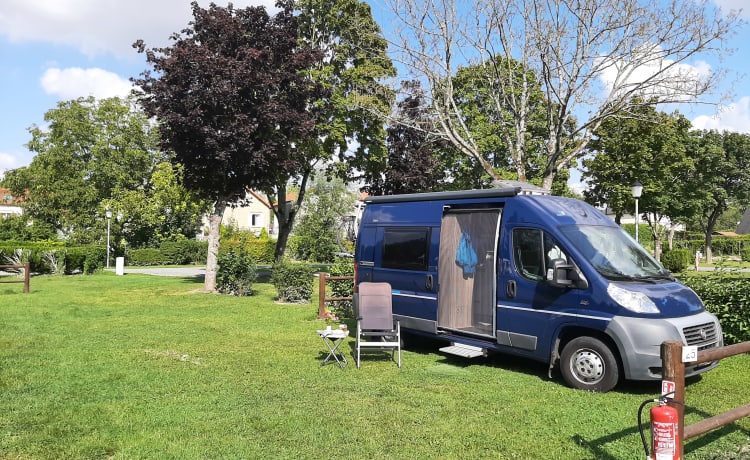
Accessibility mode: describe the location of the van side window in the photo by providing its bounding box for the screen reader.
[382,227,430,271]
[513,228,568,282]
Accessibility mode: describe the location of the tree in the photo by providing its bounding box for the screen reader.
[386,0,741,189]
[133,1,325,291]
[583,104,695,258]
[364,82,448,194]
[686,130,750,262]
[108,162,207,248]
[292,174,356,262]
[3,96,165,244]
[263,0,395,261]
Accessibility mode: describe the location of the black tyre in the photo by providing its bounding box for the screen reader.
[560,337,620,392]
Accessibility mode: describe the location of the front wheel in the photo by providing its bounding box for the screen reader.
[560,337,620,392]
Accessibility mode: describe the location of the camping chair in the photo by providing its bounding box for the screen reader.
[356,282,401,368]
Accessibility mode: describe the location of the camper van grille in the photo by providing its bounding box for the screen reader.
[683,322,720,350]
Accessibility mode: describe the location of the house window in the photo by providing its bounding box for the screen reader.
[250,213,263,228]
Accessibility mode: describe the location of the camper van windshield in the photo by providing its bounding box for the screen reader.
[560,225,672,281]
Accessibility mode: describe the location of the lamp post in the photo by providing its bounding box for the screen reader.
[105,206,113,269]
[631,181,643,243]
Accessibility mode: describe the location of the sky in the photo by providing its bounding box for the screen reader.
[0,0,748,187]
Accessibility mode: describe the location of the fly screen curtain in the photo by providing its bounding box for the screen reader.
[438,210,500,335]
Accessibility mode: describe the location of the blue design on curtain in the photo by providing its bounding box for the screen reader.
[455,231,478,276]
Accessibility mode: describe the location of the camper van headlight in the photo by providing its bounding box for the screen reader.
[607,283,660,314]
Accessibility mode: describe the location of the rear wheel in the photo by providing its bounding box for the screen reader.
[560,337,619,392]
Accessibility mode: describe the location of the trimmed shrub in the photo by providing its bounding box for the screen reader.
[681,274,750,345]
[216,249,257,296]
[271,260,314,303]
[83,247,106,274]
[65,247,88,274]
[661,249,691,273]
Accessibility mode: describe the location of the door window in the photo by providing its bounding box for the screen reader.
[513,228,569,282]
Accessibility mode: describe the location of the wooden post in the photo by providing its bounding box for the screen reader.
[23,262,30,293]
[318,272,327,318]
[661,340,685,459]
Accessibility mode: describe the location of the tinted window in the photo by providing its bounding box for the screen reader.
[382,227,430,271]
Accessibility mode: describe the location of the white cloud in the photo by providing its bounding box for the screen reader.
[40,67,134,100]
[691,97,750,133]
[0,0,277,58]
[0,152,19,178]
[597,44,712,102]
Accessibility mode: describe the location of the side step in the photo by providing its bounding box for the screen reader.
[439,343,486,358]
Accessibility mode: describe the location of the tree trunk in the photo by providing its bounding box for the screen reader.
[705,208,720,264]
[204,198,227,292]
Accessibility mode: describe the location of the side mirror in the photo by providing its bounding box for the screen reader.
[546,258,588,289]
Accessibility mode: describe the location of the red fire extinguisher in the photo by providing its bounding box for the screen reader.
[650,401,679,460]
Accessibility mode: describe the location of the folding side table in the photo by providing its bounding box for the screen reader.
[317,328,349,368]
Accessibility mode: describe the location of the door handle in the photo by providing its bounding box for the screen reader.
[426,274,434,291]
[506,280,516,298]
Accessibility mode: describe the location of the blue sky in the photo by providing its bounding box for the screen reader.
[0,0,748,187]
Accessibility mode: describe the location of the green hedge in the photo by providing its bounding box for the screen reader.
[0,243,105,274]
[219,239,275,265]
[681,274,750,345]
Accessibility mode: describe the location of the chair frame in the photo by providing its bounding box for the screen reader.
[355,282,401,368]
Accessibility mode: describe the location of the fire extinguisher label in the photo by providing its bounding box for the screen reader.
[652,420,677,459]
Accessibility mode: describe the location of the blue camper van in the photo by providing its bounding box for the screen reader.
[354,187,722,392]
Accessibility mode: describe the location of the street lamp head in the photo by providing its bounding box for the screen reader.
[631,181,643,199]
[105,207,113,219]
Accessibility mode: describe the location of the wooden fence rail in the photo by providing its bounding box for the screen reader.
[0,262,30,293]
[317,272,354,318]
[661,339,750,458]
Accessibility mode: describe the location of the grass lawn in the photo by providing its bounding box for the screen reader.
[1,273,749,459]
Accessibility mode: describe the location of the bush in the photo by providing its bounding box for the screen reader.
[64,247,88,274]
[742,248,750,263]
[681,274,750,345]
[271,260,314,303]
[83,247,106,274]
[326,257,355,318]
[661,249,691,273]
[216,249,257,296]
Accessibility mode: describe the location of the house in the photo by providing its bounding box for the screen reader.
[0,188,23,219]
[222,190,278,237]
[199,189,293,239]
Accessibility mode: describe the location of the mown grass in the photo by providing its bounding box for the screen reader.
[1,273,749,459]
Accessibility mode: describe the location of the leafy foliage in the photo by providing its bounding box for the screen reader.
[364,81,449,194]
[271,260,314,303]
[133,1,326,290]
[682,274,750,344]
[216,249,257,296]
[292,175,355,262]
[661,249,691,273]
[326,257,355,318]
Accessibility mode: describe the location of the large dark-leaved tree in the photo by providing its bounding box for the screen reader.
[364,82,447,195]
[133,1,325,291]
